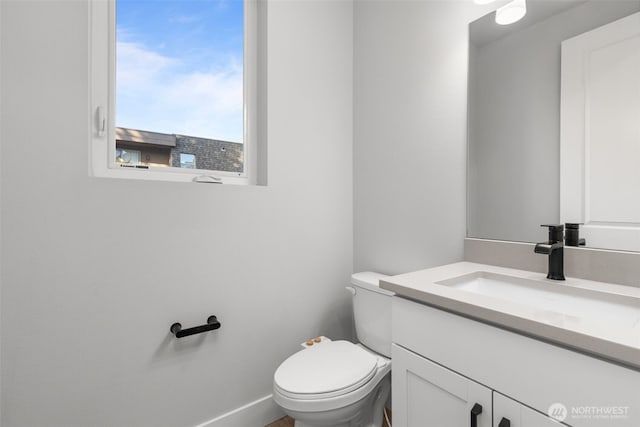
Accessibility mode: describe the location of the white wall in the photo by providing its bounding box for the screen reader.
[0,0,353,426]
[353,1,490,275]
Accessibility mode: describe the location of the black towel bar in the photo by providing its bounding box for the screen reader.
[170,315,221,338]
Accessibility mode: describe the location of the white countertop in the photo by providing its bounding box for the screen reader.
[380,262,640,370]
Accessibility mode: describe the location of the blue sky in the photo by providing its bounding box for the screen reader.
[116,0,244,143]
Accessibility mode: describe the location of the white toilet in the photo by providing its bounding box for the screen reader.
[273,272,394,427]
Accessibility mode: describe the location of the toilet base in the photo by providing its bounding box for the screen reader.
[288,373,390,427]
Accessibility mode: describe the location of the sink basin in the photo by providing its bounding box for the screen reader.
[436,271,640,329]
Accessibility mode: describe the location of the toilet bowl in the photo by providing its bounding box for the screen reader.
[273,272,393,427]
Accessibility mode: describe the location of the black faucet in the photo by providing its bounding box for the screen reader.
[535,224,565,281]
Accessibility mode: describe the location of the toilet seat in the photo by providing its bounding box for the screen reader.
[273,342,391,415]
[273,341,379,400]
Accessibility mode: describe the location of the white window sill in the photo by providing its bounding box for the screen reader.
[91,165,251,186]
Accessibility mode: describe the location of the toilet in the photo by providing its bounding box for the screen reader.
[273,272,394,427]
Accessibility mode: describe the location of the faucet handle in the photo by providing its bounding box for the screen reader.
[541,224,564,243]
[565,223,586,247]
[541,224,564,230]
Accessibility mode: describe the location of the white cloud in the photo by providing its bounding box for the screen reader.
[116,41,175,84]
[115,41,244,142]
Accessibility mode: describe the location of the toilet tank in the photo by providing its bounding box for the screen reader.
[349,272,394,358]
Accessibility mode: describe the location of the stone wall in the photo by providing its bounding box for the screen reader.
[170,135,244,173]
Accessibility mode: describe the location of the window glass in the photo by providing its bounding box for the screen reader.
[115,0,244,173]
[180,153,196,169]
[115,148,141,165]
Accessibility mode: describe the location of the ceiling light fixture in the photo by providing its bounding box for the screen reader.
[495,0,527,25]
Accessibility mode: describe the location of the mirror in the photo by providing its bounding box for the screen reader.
[467,0,640,250]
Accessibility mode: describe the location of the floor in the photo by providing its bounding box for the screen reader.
[266,409,392,427]
[266,416,295,427]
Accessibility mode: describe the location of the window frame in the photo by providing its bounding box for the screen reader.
[89,0,264,185]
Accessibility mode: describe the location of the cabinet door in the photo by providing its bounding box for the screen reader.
[392,344,492,427]
[494,392,568,427]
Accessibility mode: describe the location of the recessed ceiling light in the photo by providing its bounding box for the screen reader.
[495,0,527,25]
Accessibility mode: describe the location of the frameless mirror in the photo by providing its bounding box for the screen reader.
[467,0,640,251]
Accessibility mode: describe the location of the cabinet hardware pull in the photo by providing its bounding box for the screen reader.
[470,403,483,427]
[170,315,221,338]
[498,417,511,427]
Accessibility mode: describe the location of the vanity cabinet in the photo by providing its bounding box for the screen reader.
[392,343,492,427]
[392,297,640,427]
[393,344,564,427]
[493,392,564,427]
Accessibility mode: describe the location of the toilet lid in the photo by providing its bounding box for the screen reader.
[274,341,378,396]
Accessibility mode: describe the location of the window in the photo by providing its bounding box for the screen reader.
[180,154,196,169]
[115,148,141,165]
[90,0,266,184]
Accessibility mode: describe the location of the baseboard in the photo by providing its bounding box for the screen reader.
[195,394,284,427]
